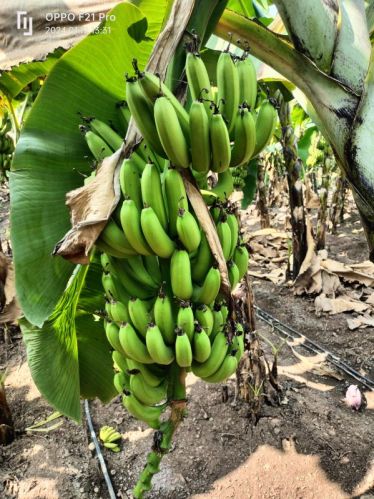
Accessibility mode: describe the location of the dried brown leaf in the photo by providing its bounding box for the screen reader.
[347,314,374,330]
[315,293,369,315]
[321,259,374,286]
[0,252,21,324]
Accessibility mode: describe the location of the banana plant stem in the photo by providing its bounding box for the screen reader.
[132,365,187,498]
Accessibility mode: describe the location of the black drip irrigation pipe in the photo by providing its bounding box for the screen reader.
[254,305,374,392]
[84,400,117,499]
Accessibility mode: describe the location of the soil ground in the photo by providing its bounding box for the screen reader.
[1,194,374,499]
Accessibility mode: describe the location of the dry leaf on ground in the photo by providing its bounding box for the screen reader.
[315,294,369,315]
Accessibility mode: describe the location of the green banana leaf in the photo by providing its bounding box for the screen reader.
[11,1,170,328]
[21,260,113,422]
[0,48,65,99]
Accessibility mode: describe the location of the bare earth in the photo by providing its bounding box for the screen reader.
[1,202,374,499]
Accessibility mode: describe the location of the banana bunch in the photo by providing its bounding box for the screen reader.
[99,425,122,452]
[0,111,15,181]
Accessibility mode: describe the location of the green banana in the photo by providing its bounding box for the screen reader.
[175,329,193,367]
[128,298,152,338]
[228,260,240,290]
[154,290,176,345]
[143,255,162,286]
[99,219,137,256]
[119,158,142,210]
[141,207,175,258]
[221,304,229,324]
[192,331,228,378]
[120,199,153,256]
[117,100,131,134]
[170,250,193,300]
[210,109,231,173]
[102,272,130,304]
[109,300,130,324]
[185,52,213,114]
[176,208,201,253]
[103,442,120,451]
[154,96,190,168]
[96,240,129,259]
[195,304,214,336]
[141,162,168,229]
[122,392,164,429]
[253,99,277,157]
[189,100,211,174]
[112,350,128,373]
[83,129,113,160]
[217,216,232,260]
[146,323,175,365]
[211,305,224,340]
[105,321,125,354]
[137,71,190,141]
[114,371,129,394]
[84,117,123,150]
[211,169,234,202]
[217,51,239,135]
[177,302,195,341]
[192,324,212,363]
[234,326,245,362]
[192,266,221,305]
[191,231,213,284]
[119,322,154,364]
[126,358,165,387]
[130,373,167,405]
[237,55,257,110]
[234,245,249,280]
[164,167,188,237]
[202,352,238,383]
[126,77,165,157]
[126,255,159,288]
[110,258,156,300]
[226,212,239,259]
[230,106,256,167]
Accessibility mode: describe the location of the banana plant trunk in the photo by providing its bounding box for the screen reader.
[215,2,374,260]
[256,157,270,228]
[277,95,307,278]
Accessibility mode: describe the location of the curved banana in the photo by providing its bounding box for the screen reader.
[192,267,221,305]
[176,208,201,253]
[84,130,113,160]
[170,250,193,300]
[211,305,224,340]
[175,329,193,367]
[217,216,232,261]
[119,158,142,211]
[130,373,167,406]
[117,100,131,134]
[189,100,211,173]
[154,96,190,168]
[211,169,234,202]
[122,392,164,429]
[141,162,168,230]
[105,321,125,354]
[177,302,195,341]
[146,323,175,365]
[217,51,239,135]
[195,305,214,336]
[110,258,156,300]
[99,219,137,257]
[119,322,153,364]
[192,331,228,378]
[114,371,130,394]
[143,255,162,286]
[164,167,188,237]
[233,245,249,281]
[191,231,213,284]
[126,358,165,387]
[230,106,256,167]
[210,110,231,173]
[141,207,175,258]
[96,240,129,259]
[127,255,159,289]
[153,289,176,345]
[192,324,211,363]
[253,99,277,157]
[120,200,153,256]
[84,117,123,150]
[237,55,257,110]
[128,298,152,338]
[228,260,240,290]
[226,212,239,259]
[109,300,130,324]
[112,350,128,373]
[202,353,238,383]
[185,52,213,114]
[126,77,165,157]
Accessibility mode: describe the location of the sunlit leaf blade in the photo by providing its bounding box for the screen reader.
[10,2,168,327]
[0,48,65,98]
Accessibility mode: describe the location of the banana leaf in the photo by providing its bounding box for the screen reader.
[11,1,170,327]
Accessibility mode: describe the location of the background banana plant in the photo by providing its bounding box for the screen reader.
[215,0,374,259]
